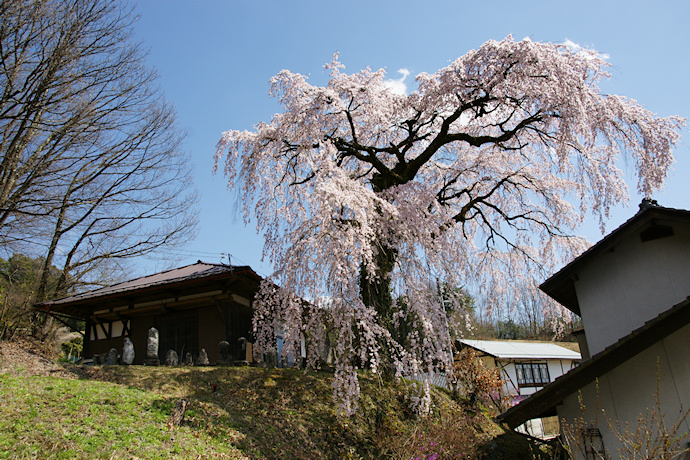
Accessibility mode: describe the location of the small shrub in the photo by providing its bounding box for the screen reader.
[450,348,506,411]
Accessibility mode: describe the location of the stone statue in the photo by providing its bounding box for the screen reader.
[104,347,118,365]
[121,337,135,365]
[144,327,159,366]
[195,348,209,366]
[165,349,179,366]
[218,341,231,365]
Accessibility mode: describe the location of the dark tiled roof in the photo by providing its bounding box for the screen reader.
[37,261,258,308]
[497,296,690,428]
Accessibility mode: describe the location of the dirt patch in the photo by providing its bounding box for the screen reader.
[0,337,81,379]
[0,337,133,382]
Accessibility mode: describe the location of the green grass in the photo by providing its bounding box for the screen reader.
[0,364,548,459]
[0,373,246,459]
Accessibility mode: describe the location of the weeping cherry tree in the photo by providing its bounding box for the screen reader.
[216,37,684,414]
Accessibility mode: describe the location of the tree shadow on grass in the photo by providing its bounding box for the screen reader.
[79,364,514,460]
[475,428,554,460]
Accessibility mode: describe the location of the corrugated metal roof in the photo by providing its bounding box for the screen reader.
[460,339,581,360]
[41,261,255,306]
[498,296,690,428]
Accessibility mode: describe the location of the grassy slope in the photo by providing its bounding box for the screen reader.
[0,363,548,459]
[0,373,244,459]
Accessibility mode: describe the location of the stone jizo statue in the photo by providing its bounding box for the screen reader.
[122,337,135,365]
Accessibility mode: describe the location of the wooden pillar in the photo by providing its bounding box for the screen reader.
[84,311,92,359]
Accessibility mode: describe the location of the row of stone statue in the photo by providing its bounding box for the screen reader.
[91,327,239,366]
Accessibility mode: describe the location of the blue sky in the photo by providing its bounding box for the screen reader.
[132,0,689,277]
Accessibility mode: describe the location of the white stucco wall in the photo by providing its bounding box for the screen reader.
[557,322,690,457]
[508,359,578,439]
[499,359,577,398]
[574,220,690,355]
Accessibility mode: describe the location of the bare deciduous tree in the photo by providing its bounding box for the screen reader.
[0,0,198,300]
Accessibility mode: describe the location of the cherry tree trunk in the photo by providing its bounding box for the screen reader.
[359,242,398,376]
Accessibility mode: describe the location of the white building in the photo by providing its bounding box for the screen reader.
[499,201,690,457]
[458,339,580,438]
[458,339,581,399]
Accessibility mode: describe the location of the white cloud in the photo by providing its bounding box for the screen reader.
[384,68,411,95]
[562,39,610,60]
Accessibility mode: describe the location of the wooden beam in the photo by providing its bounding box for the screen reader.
[98,322,110,340]
[85,316,92,356]
[116,315,131,336]
[215,297,227,323]
[47,313,85,338]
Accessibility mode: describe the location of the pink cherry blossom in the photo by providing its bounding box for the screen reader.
[216,37,684,414]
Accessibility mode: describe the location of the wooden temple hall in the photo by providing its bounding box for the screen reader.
[35,262,260,365]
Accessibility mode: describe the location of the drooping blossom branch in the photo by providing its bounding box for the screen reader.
[216,36,684,414]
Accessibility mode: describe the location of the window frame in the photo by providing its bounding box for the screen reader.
[515,362,551,387]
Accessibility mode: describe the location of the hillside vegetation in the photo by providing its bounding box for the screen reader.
[0,340,549,459]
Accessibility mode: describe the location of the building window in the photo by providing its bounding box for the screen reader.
[515,362,550,386]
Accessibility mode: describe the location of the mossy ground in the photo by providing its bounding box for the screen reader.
[0,343,550,459]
